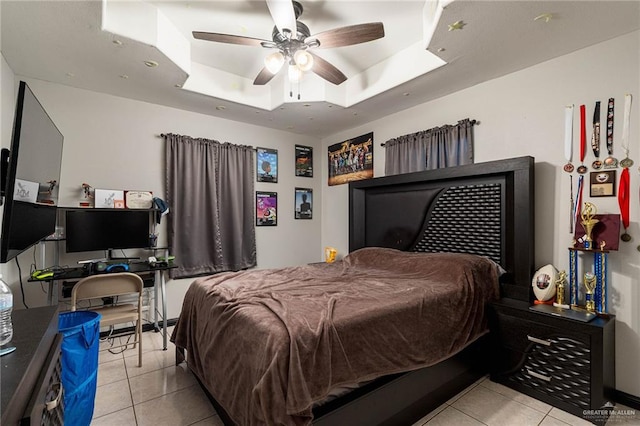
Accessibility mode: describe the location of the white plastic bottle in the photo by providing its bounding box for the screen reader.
[0,273,13,346]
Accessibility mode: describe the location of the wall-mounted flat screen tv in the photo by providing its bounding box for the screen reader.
[1,81,64,263]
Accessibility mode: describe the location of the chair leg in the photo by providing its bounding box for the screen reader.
[137,319,142,367]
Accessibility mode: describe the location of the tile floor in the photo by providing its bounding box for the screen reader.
[92,329,639,426]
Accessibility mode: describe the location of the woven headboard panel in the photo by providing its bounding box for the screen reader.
[412,183,502,263]
[349,156,534,301]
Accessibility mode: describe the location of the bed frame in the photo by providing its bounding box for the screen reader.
[182,155,535,425]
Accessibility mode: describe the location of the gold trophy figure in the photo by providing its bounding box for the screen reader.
[553,270,570,309]
[584,272,597,312]
[580,202,599,250]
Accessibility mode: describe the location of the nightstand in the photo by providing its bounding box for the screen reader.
[488,298,615,425]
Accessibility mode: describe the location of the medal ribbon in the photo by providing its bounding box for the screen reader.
[621,94,632,160]
[580,105,586,163]
[591,101,601,158]
[574,175,584,226]
[618,168,630,230]
[606,98,614,155]
[564,105,573,162]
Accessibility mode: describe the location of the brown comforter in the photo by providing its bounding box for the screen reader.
[171,247,500,425]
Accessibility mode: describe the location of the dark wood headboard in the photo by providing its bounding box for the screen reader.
[348,156,534,302]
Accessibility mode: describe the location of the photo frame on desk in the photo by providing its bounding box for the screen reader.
[94,189,124,208]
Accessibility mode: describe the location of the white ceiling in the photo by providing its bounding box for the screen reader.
[1,1,639,138]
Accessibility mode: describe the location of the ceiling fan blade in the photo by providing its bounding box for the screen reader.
[193,31,268,47]
[308,52,347,85]
[254,67,277,85]
[307,22,385,48]
[266,0,297,39]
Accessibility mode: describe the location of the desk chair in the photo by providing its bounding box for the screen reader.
[71,272,144,367]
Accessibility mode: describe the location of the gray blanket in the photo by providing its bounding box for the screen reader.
[171,247,500,425]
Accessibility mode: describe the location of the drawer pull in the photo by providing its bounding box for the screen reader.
[45,383,63,411]
[527,369,552,382]
[527,335,551,346]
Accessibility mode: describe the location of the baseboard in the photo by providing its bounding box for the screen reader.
[615,390,640,410]
[99,317,178,338]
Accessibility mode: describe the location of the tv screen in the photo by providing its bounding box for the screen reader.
[1,81,64,263]
[65,209,150,254]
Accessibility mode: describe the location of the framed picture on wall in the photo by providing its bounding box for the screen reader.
[257,147,278,183]
[295,145,313,177]
[256,191,277,226]
[590,170,616,197]
[327,132,374,186]
[294,188,312,219]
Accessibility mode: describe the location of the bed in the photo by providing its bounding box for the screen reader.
[172,156,535,425]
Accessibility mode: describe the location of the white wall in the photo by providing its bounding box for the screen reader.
[321,31,640,397]
[0,78,323,318]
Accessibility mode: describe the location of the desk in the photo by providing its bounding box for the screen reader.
[30,261,176,350]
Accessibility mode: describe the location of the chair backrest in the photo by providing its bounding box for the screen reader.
[71,272,144,310]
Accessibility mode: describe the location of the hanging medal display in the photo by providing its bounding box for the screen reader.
[591,101,603,170]
[574,174,584,228]
[563,105,574,173]
[577,105,588,174]
[618,168,630,242]
[619,94,633,242]
[619,94,634,169]
[604,98,618,169]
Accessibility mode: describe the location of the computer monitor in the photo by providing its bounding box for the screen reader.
[65,209,150,254]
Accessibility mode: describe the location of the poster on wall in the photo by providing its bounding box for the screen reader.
[295,145,313,177]
[256,191,277,226]
[257,147,278,183]
[327,132,374,186]
[294,188,312,219]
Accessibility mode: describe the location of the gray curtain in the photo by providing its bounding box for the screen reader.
[384,118,475,175]
[164,133,256,278]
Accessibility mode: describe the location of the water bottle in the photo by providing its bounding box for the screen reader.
[0,273,13,346]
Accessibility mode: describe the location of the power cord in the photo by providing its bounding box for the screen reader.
[14,257,29,308]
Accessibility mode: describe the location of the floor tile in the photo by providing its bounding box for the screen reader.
[98,337,125,364]
[128,363,197,405]
[607,404,640,425]
[480,379,552,414]
[134,384,216,426]
[97,357,127,387]
[539,415,571,426]
[412,403,448,425]
[446,381,480,405]
[93,378,133,419]
[452,385,546,426]
[125,347,175,378]
[547,408,593,426]
[91,406,136,425]
[426,406,486,426]
[188,415,225,426]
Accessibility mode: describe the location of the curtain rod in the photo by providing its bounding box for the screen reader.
[157,133,256,150]
[380,119,478,147]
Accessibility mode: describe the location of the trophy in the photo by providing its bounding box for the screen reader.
[553,270,570,309]
[584,272,597,312]
[580,202,599,250]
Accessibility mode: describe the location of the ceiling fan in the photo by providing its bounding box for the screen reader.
[192,0,385,87]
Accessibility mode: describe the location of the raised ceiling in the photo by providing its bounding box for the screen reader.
[1,1,639,137]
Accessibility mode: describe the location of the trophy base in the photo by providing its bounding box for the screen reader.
[553,302,570,309]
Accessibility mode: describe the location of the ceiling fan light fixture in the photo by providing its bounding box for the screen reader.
[293,50,314,72]
[265,51,285,74]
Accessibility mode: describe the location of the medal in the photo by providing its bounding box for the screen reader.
[620,94,633,169]
[563,105,574,173]
[604,98,618,168]
[578,105,587,174]
[590,101,601,168]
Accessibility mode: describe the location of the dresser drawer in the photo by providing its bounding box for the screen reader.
[494,311,590,353]
[23,333,64,426]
